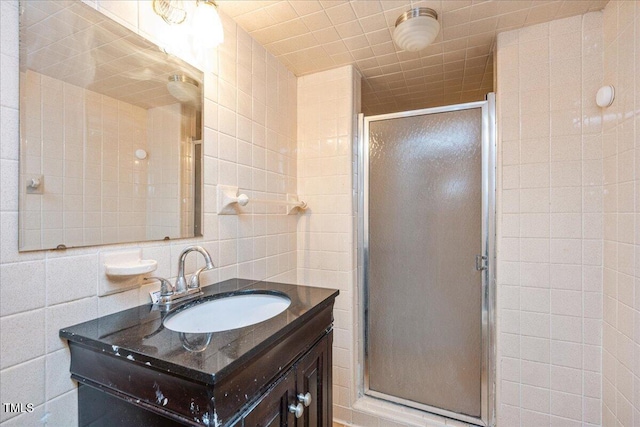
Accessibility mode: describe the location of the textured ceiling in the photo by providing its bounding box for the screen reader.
[217,0,609,115]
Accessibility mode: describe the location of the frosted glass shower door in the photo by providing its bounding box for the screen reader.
[364,103,491,424]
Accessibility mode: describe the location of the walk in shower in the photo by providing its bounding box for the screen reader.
[358,95,495,426]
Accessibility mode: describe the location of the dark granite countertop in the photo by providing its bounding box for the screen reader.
[60,279,339,386]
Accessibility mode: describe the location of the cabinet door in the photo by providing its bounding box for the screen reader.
[244,371,297,427]
[296,332,332,427]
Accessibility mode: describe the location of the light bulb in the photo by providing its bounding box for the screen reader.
[193,0,224,48]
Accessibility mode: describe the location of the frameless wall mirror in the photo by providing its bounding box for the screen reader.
[18,0,204,251]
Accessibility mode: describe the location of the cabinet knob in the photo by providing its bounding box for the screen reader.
[297,392,312,407]
[288,402,304,418]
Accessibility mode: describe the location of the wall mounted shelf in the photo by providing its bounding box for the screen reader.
[216,185,307,215]
[105,259,157,277]
[99,249,158,297]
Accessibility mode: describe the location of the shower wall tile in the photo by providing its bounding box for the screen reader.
[496,12,604,426]
[601,1,640,425]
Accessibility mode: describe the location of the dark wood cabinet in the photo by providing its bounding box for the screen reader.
[295,333,331,427]
[243,372,297,427]
[63,281,338,427]
[240,332,332,427]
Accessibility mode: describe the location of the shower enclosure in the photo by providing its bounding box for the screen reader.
[358,95,495,426]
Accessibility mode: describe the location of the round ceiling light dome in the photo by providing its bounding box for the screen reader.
[393,7,440,52]
[167,75,201,105]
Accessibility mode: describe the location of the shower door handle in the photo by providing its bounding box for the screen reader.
[475,255,487,271]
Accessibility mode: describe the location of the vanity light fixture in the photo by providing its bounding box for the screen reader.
[392,7,440,52]
[193,0,224,48]
[153,0,187,24]
[152,0,224,48]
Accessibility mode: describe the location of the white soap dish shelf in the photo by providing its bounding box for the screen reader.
[105,259,157,277]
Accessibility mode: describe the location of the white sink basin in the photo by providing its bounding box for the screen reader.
[163,293,291,333]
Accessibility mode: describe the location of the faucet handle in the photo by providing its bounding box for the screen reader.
[188,266,212,289]
[145,276,174,296]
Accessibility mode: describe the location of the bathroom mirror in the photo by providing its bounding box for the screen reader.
[18,0,204,251]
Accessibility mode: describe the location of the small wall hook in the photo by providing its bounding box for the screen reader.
[596,85,615,107]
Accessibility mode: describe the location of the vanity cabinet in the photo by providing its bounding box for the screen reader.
[60,279,338,427]
[241,332,331,427]
[242,371,296,427]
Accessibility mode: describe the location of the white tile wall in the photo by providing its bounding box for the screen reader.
[297,65,360,424]
[0,1,298,424]
[146,103,182,240]
[496,11,605,426]
[601,1,640,426]
[19,70,149,249]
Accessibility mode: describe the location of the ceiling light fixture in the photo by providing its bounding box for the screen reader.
[393,7,440,52]
[152,0,224,48]
[167,75,201,105]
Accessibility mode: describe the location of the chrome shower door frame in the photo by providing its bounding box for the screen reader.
[357,94,496,427]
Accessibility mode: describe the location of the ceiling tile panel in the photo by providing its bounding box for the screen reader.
[217,0,610,115]
[371,41,396,56]
[359,13,389,32]
[312,27,342,44]
[233,9,278,32]
[379,63,403,74]
[443,49,466,64]
[335,21,365,38]
[351,1,384,18]
[300,11,333,31]
[356,57,380,69]
[525,2,563,25]
[468,32,494,49]
[351,46,375,60]
[470,1,499,20]
[268,33,318,55]
[469,17,498,35]
[497,9,529,29]
[442,23,470,41]
[264,2,299,21]
[331,51,355,65]
[376,52,400,66]
[250,25,293,46]
[343,34,370,50]
[366,28,393,45]
[442,7,471,27]
[288,1,324,16]
[324,40,350,55]
[320,1,349,9]
[325,3,358,24]
[441,1,472,13]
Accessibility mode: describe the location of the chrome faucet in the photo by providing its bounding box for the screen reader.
[146,245,215,306]
[175,245,215,293]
